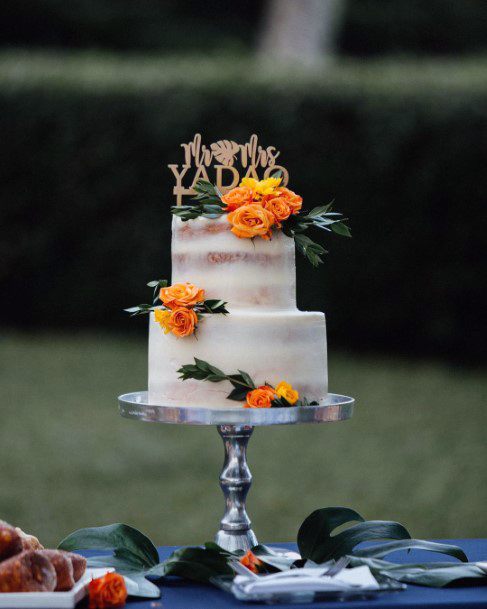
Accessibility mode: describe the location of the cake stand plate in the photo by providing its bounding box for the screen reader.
[118,391,354,552]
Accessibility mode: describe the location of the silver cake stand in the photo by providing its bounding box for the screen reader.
[118,391,354,552]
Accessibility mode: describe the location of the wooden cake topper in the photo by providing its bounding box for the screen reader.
[168,134,289,205]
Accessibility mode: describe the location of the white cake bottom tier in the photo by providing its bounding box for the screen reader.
[148,310,328,409]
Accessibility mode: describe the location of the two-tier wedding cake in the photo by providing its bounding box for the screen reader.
[148,215,328,408]
[126,135,350,410]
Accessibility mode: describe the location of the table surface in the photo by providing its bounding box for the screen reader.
[88,539,487,609]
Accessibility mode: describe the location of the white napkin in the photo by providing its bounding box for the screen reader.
[232,565,379,600]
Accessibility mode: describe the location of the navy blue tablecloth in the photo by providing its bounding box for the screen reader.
[86,539,487,609]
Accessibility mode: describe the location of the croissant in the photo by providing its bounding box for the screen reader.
[15,527,44,552]
[0,550,56,592]
[64,551,87,582]
[0,521,23,561]
[37,550,74,591]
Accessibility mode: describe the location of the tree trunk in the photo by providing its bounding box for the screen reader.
[258,0,345,68]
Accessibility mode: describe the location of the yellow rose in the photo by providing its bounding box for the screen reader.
[240,177,259,191]
[154,308,172,334]
[275,381,299,405]
[255,177,282,195]
[240,177,282,197]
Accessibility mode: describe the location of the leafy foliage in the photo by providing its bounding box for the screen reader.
[123,303,157,317]
[58,508,483,594]
[171,180,226,221]
[162,544,234,584]
[293,234,328,267]
[177,358,255,401]
[147,279,169,304]
[124,280,228,317]
[58,523,161,598]
[58,523,159,568]
[194,299,229,315]
[171,178,351,266]
[178,359,322,405]
[283,204,351,266]
[353,539,468,562]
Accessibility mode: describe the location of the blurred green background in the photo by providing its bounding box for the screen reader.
[1,0,486,547]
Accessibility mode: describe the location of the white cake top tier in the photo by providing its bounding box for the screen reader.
[171,215,297,310]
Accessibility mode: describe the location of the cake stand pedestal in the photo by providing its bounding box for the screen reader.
[118,392,354,552]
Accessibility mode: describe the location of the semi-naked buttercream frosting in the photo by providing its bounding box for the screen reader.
[148,216,328,408]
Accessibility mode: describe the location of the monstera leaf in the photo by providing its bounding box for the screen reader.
[58,524,161,598]
[210,140,240,166]
[162,544,234,584]
[297,507,411,563]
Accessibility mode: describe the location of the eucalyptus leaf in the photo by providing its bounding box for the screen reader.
[58,523,159,569]
[331,222,352,237]
[304,204,333,218]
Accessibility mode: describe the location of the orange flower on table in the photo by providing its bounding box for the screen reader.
[169,307,198,337]
[227,204,275,240]
[274,187,303,215]
[240,550,264,574]
[221,186,254,211]
[263,196,291,227]
[159,282,205,309]
[88,572,127,609]
[245,385,276,408]
[275,381,299,405]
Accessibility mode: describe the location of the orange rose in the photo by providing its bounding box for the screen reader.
[263,196,291,226]
[275,187,303,214]
[169,307,198,337]
[89,573,127,609]
[221,186,254,211]
[245,385,275,408]
[227,204,275,240]
[160,282,205,309]
[240,550,264,574]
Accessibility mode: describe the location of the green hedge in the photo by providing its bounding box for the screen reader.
[1,53,486,361]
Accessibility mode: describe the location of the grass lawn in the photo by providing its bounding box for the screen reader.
[1,331,486,548]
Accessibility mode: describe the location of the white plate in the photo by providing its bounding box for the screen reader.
[0,568,113,609]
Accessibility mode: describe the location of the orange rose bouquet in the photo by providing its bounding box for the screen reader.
[171,175,351,267]
[178,358,318,408]
[125,279,228,338]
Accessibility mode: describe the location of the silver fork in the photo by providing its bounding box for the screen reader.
[323,555,351,577]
